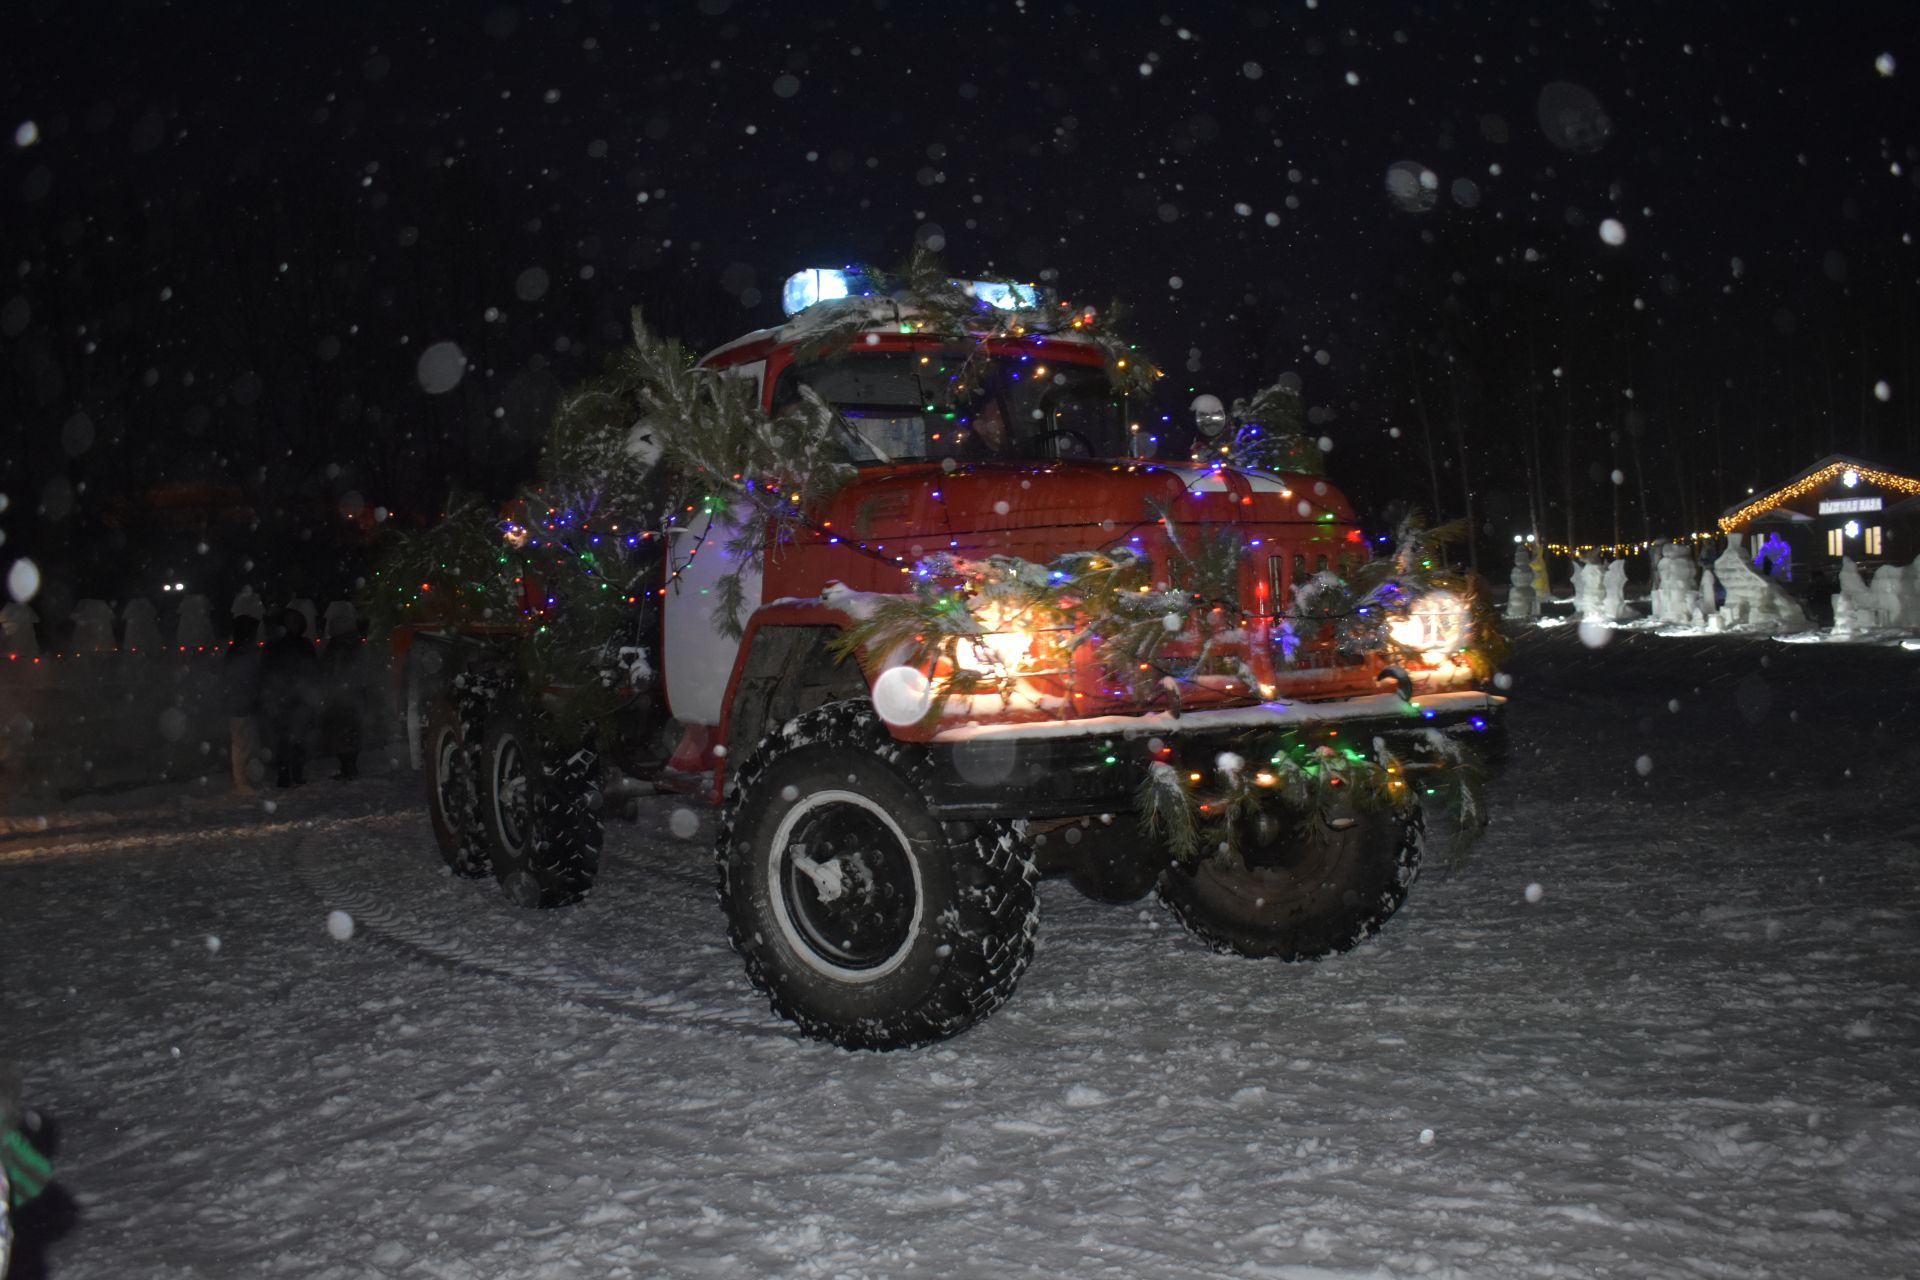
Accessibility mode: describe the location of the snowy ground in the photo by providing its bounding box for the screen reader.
[4,630,1920,1279]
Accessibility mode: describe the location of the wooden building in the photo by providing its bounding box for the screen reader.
[1717,455,1920,579]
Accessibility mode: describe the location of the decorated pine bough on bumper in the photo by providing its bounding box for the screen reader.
[376,254,1504,1050]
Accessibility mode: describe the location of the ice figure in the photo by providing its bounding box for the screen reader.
[1830,557,1880,635]
[1570,558,1607,621]
[1868,559,1919,630]
[1699,566,1720,622]
[1649,541,1703,627]
[1504,544,1539,620]
[121,598,164,652]
[1709,534,1810,632]
[231,586,265,622]
[72,599,117,651]
[1601,560,1635,621]
[1,601,38,657]
[323,600,358,638]
[175,594,216,649]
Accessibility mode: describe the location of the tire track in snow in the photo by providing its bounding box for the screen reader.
[0,807,418,864]
[290,825,796,1042]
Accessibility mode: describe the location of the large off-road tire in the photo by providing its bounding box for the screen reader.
[1158,804,1424,960]
[481,711,602,909]
[717,701,1040,1051]
[424,692,490,878]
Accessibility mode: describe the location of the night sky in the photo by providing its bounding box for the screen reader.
[4,0,1916,610]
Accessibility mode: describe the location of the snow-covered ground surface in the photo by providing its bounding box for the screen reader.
[5,630,1920,1279]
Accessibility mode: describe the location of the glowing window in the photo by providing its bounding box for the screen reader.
[1865,525,1883,556]
[1827,528,1844,556]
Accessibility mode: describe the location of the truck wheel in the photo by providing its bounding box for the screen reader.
[1157,805,1424,960]
[717,701,1040,1051]
[425,693,490,878]
[482,713,602,909]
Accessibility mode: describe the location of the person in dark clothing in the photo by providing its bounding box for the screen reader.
[319,616,367,781]
[259,607,319,787]
[223,614,264,793]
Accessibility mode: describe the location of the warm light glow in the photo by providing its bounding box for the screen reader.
[955,601,1037,676]
[1387,589,1471,662]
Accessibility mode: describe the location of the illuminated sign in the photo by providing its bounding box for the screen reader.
[1818,496,1883,515]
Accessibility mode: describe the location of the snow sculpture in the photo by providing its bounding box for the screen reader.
[1699,566,1720,622]
[1570,558,1607,621]
[1601,559,1635,621]
[323,600,358,639]
[1,602,39,657]
[1504,544,1539,621]
[121,598,164,653]
[1709,534,1810,633]
[231,586,265,622]
[1869,559,1919,630]
[1830,557,1880,636]
[289,598,318,636]
[72,599,118,651]
[175,594,216,649]
[1649,541,1703,627]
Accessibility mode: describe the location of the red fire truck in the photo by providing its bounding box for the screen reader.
[395,269,1502,1049]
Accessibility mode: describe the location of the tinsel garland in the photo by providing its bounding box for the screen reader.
[831,506,1259,722]
[365,307,858,725]
[832,514,1492,859]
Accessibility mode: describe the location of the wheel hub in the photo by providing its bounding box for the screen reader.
[492,737,531,854]
[771,791,921,978]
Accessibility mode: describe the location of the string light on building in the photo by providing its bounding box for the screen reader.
[1717,461,1920,533]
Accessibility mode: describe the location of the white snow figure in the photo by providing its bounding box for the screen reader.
[1649,541,1703,626]
[289,598,318,636]
[174,594,216,649]
[1708,534,1810,633]
[323,600,358,639]
[1504,544,1539,621]
[72,599,117,651]
[1601,559,1634,621]
[1869,559,1920,629]
[1699,566,1720,622]
[1,601,38,657]
[1570,557,1608,621]
[1830,557,1881,636]
[230,586,265,622]
[121,598,164,652]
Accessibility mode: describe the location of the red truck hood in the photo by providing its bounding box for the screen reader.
[806,459,1357,561]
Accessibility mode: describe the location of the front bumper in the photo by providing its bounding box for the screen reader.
[920,689,1505,820]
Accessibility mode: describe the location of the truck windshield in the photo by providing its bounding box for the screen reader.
[776,352,1135,464]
